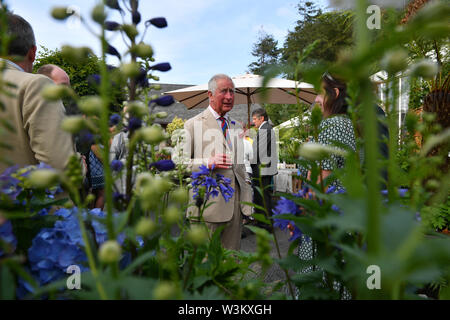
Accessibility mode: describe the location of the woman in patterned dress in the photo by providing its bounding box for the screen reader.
[295,73,356,299]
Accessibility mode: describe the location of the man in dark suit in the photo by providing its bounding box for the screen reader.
[251,108,278,228]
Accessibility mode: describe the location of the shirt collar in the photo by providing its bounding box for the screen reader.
[258,121,267,129]
[208,105,229,121]
[0,58,25,72]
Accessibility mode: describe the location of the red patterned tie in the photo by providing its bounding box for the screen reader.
[219,116,231,148]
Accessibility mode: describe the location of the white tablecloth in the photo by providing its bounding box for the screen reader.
[274,168,298,193]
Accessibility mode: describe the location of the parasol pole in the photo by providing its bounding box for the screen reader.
[247,87,251,127]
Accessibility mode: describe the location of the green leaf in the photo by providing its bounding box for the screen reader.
[121,250,157,276]
[0,266,15,300]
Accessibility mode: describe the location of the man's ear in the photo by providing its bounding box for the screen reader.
[28,45,37,64]
[334,87,340,98]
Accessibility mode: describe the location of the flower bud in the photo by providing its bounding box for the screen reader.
[28,169,60,189]
[61,45,93,64]
[136,172,153,189]
[147,17,168,28]
[104,21,121,31]
[155,112,168,119]
[121,24,138,41]
[298,142,347,161]
[132,10,141,25]
[127,101,147,118]
[150,63,171,72]
[78,96,103,115]
[98,240,122,263]
[135,218,157,236]
[409,59,438,80]
[171,187,188,204]
[131,43,153,58]
[85,194,96,204]
[186,225,208,246]
[151,84,161,90]
[425,179,439,190]
[380,49,408,74]
[163,206,181,225]
[151,177,172,194]
[153,281,176,300]
[121,63,141,78]
[51,7,72,20]
[91,4,107,24]
[140,126,165,145]
[41,84,73,101]
[61,116,86,133]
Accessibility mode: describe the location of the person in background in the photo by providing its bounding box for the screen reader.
[36,64,70,86]
[182,74,253,251]
[0,13,74,173]
[295,72,355,300]
[251,108,278,231]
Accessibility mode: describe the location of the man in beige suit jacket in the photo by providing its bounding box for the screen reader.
[183,74,253,250]
[0,13,74,173]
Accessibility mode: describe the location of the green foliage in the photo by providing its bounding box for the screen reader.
[33,47,125,114]
[248,31,281,75]
[282,2,354,67]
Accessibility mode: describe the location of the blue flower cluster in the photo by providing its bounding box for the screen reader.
[191,165,234,203]
[0,164,63,202]
[27,207,107,286]
[0,220,17,257]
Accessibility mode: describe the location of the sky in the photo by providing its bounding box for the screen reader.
[5,0,330,85]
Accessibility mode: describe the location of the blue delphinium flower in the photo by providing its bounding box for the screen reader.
[150,95,174,106]
[132,10,141,25]
[104,21,121,31]
[111,159,124,172]
[0,220,17,257]
[149,159,175,171]
[147,17,167,28]
[150,63,171,72]
[109,114,121,126]
[107,44,121,60]
[128,117,142,131]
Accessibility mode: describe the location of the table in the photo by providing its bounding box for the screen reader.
[274,168,299,193]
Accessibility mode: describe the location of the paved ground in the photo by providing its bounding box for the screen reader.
[240,225,295,297]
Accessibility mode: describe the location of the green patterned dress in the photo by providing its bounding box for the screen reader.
[296,115,356,300]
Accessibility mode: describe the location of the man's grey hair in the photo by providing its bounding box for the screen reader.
[5,13,36,56]
[208,74,234,95]
[252,108,268,121]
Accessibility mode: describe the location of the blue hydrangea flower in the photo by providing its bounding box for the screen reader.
[0,220,17,257]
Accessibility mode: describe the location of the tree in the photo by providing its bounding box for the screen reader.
[33,47,126,114]
[248,31,280,75]
[282,1,354,66]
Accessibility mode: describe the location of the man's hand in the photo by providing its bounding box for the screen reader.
[208,153,232,169]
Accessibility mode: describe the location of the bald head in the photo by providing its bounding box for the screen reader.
[37,64,70,86]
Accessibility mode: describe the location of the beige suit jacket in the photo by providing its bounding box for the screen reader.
[183,108,253,223]
[0,62,74,172]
